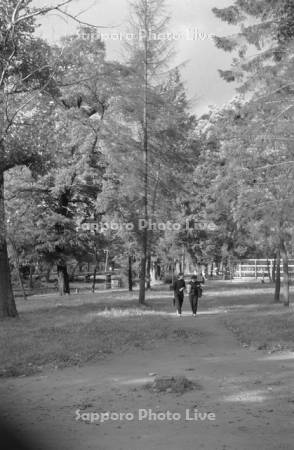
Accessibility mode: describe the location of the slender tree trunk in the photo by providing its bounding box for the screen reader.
[266,258,271,282]
[0,171,18,317]
[70,262,79,279]
[280,239,290,307]
[146,168,160,291]
[92,245,98,293]
[45,266,51,282]
[274,248,281,303]
[138,21,149,306]
[92,265,97,293]
[9,238,27,301]
[64,266,70,294]
[210,262,214,279]
[146,253,151,290]
[171,260,175,286]
[104,249,109,273]
[272,258,276,283]
[139,247,147,304]
[128,255,133,292]
[156,261,161,280]
[223,257,230,280]
[57,267,65,296]
[57,262,70,295]
[29,265,34,289]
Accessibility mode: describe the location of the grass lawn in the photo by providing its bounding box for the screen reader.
[208,282,294,352]
[0,289,202,378]
[0,282,293,378]
[223,307,294,352]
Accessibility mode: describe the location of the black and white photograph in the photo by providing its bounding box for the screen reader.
[0,0,294,449]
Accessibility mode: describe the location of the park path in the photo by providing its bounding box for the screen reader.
[1,304,294,450]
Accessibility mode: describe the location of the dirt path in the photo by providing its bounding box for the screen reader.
[1,305,294,450]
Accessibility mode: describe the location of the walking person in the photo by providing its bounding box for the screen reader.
[188,274,203,317]
[173,273,186,316]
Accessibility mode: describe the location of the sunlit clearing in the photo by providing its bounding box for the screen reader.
[260,352,294,361]
[88,308,172,318]
[198,309,228,315]
[118,377,152,386]
[223,390,267,403]
[205,288,273,297]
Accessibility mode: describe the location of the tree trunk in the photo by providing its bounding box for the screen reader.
[57,262,70,296]
[146,168,160,291]
[210,262,214,279]
[274,249,281,303]
[171,260,175,286]
[92,246,98,293]
[139,252,147,304]
[9,238,27,301]
[45,266,51,282]
[220,260,224,279]
[280,239,290,307]
[138,18,149,306]
[29,265,34,289]
[64,265,70,294]
[266,258,271,282]
[91,265,97,293]
[104,250,109,273]
[57,268,65,296]
[0,172,18,317]
[216,261,220,277]
[223,257,230,280]
[156,261,161,280]
[128,255,133,292]
[70,262,79,279]
[272,258,276,283]
[146,253,151,290]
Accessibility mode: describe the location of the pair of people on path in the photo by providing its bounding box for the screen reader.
[173,273,203,316]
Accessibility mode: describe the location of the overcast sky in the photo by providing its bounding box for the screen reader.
[34,0,238,115]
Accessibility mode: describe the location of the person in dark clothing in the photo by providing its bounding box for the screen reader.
[173,273,186,316]
[188,274,203,316]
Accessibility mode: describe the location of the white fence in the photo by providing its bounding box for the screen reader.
[234,259,294,279]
